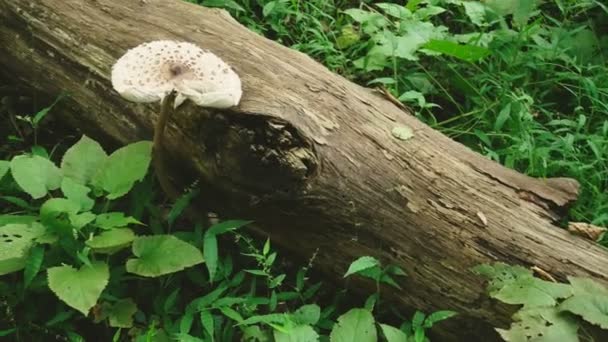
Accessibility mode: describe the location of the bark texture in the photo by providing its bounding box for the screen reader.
[1,0,606,340]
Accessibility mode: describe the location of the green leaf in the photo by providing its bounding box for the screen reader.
[461,1,489,26]
[473,263,571,308]
[32,95,63,126]
[293,305,321,325]
[10,154,62,199]
[274,325,319,342]
[376,3,411,19]
[201,0,245,12]
[379,324,407,342]
[95,212,142,230]
[40,198,81,235]
[497,307,579,342]
[126,235,204,277]
[0,215,37,226]
[558,277,608,329]
[218,306,244,323]
[494,103,512,131]
[61,135,108,185]
[329,309,376,342]
[344,256,380,278]
[91,141,152,199]
[61,177,95,211]
[70,212,96,229]
[167,187,200,226]
[47,262,110,315]
[0,160,9,180]
[107,298,138,328]
[204,220,252,280]
[344,9,389,32]
[423,311,457,328]
[423,40,490,62]
[24,245,45,288]
[336,25,360,49]
[0,328,16,337]
[495,277,572,308]
[0,223,46,275]
[86,229,135,254]
[200,309,215,339]
[411,311,425,329]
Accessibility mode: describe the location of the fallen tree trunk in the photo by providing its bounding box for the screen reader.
[0,0,606,340]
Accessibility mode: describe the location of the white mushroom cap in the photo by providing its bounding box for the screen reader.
[111,40,242,108]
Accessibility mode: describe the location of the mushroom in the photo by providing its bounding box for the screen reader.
[111,40,242,199]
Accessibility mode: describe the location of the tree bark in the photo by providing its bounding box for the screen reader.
[0,0,606,340]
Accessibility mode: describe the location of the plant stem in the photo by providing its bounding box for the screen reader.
[153,92,180,200]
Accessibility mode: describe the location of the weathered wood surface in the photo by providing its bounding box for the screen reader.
[1,0,606,339]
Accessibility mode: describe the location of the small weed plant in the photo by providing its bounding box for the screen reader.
[0,102,452,341]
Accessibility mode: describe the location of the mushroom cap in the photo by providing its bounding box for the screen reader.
[111,40,242,108]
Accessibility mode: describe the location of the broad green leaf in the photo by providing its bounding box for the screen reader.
[494,277,572,308]
[61,177,95,211]
[91,141,152,199]
[423,40,490,62]
[126,235,204,277]
[379,324,407,342]
[336,25,360,49]
[95,212,142,230]
[274,325,319,342]
[497,307,579,342]
[343,9,388,34]
[0,223,46,275]
[0,215,37,226]
[376,3,411,19]
[473,262,532,294]
[10,154,62,199]
[0,160,9,180]
[39,198,81,235]
[293,305,321,325]
[329,309,377,342]
[513,0,539,27]
[205,220,252,281]
[344,256,380,278]
[558,277,608,329]
[461,1,488,26]
[24,245,45,288]
[242,325,271,342]
[107,298,138,328]
[61,135,108,185]
[70,212,96,229]
[86,228,135,254]
[415,5,446,20]
[47,262,110,315]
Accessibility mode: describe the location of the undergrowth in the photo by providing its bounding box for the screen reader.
[189,0,608,240]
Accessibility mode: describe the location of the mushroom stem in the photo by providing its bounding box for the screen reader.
[153,91,180,200]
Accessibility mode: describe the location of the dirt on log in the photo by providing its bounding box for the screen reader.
[1,0,607,340]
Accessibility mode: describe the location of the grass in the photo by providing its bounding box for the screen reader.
[190,0,608,239]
